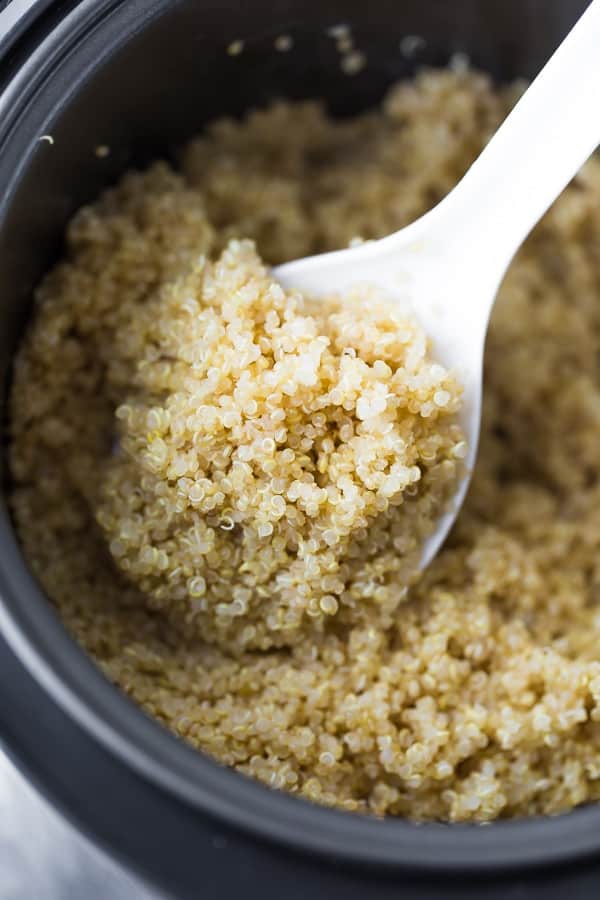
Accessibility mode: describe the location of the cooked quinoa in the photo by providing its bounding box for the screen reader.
[10,69,600,822]
[94,242,462,652]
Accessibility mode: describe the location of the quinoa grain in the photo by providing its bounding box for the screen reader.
[10,69,600,822]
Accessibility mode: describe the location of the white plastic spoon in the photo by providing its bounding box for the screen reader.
[274,0,600,570]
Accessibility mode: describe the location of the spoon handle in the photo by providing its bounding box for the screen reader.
[444,0,600,284]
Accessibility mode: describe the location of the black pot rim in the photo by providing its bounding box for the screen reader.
[2,0,600,878]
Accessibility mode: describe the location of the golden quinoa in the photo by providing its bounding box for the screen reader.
[9,68,600,822]
[94,242,463,652]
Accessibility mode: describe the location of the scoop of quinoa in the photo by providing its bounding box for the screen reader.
[94,238,462,651]
[10,68,600,822]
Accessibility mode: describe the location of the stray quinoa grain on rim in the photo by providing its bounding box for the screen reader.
[10,69,600,822]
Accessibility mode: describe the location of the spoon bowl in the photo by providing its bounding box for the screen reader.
[275,208,486,568]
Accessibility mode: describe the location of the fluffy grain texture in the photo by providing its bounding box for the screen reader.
[10,69,600,821]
